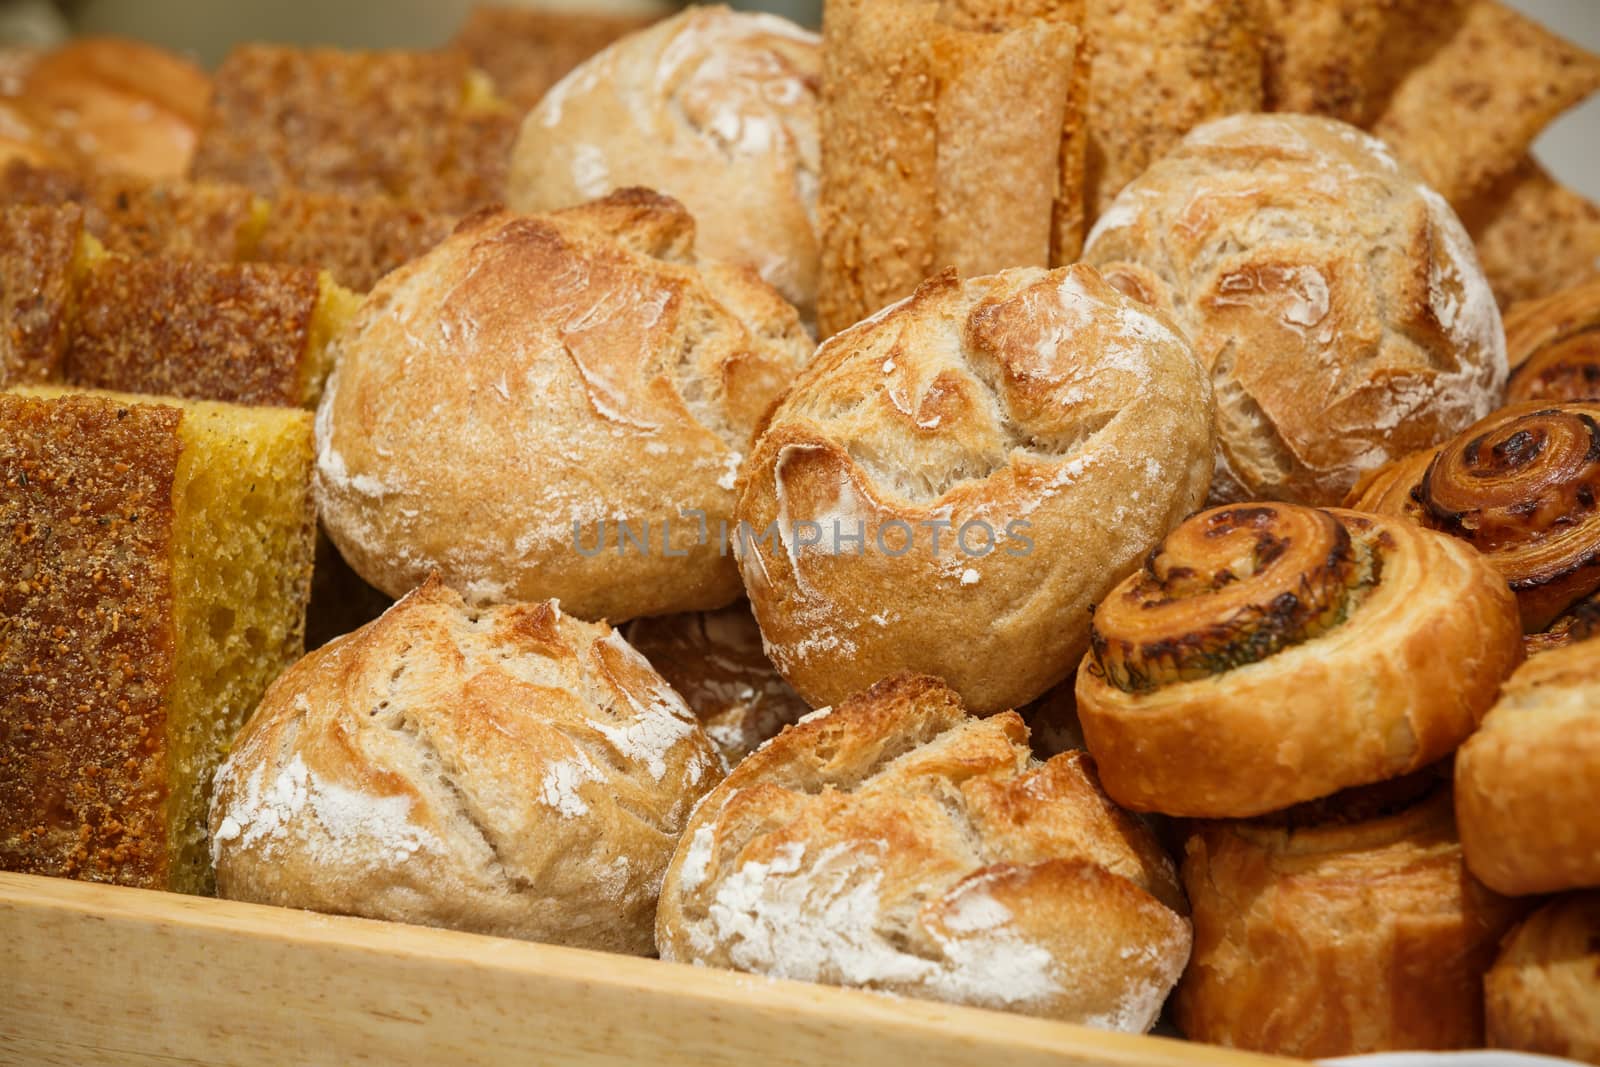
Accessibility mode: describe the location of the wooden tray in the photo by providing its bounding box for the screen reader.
[0,871,1299,1067]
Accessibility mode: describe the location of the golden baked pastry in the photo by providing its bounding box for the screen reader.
[1085,113,1506,506]
[189,45,514,214]
[1347,401,1600,632]
[1176,783,1523,1057]
[210,577,721,953]
[655,673,1191,1030]
[623,602,809,766]
[451,6,657,112]
[0,387,316,894]
[0,202,95,387]
[736,264,1214,715]
[315,189,811,620]
[1076,504,1523,818]
[1456,634,1600,896]
[1525,590,1600,656]
[1503,277,1600,404]
[509,7,821,325]
[1487,893,1600,1064]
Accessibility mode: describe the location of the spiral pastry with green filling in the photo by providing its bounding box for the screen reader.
[1076,504,1523,818]
[1347,401,1600,632]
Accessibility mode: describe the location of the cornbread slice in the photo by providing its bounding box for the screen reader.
[452,7,657,110]
[66,256,360,407]
[0,202,98,387]
[188,45,516,214]
[0,387,316,894]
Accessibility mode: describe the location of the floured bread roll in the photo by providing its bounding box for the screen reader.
[655,673,1192,1031]
[508,7,820,325]
[624,601,810,766]
[1084,113,1505,506]
[315,188,812,621]
[1456,633,1600,896]
[1177,781,1523,1057]
[210,577,721,953]
[1487,893,1600,1064]
[735,264,1214,714]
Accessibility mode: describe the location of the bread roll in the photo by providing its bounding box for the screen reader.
[508,8,821,326]
[623,601,809,765]
[1176,784,1523,1057]
[1084,113,1506,506]
[1487,894,1600,1064]
[1504,277,1600,404]
[655,673,1191,1030]
[315,189,812,621]
[1456,634,1600,896]
[735,264,1214,715]
[210,577,721,953]
[1076,504,1523,818]
[1347,401,1600,632]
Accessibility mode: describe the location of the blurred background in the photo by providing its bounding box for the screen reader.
[0,0,1595,198]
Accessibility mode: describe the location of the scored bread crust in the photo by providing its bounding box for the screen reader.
[655,673,1192,1031]
[210,577,722,954]
[1084,113,1506,506]
[1456,636,1600,896]
[1176,788,1524,1057]
[735,263,1214,715]
[508,7,821,325]
[1075,508,1523,818]
[315,188,813,621]
[1486,894,1600,1063]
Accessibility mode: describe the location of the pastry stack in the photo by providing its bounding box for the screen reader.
[3,2,1600,1063]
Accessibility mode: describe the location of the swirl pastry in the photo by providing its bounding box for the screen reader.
[1505,277,1600,404]
[1456,632,1600,896]
[1076,503,1523,818]
[1176,784,1524,1057]
[1525,590,1600,656]
[1486,893,1600,1064]
[1347,401,1600,632]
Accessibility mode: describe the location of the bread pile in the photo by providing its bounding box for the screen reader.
[6,2,1600,1060]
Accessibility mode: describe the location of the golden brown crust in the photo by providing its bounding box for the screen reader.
[210,577,722,953]
[0,202,82,386]
[1372,0,1600,208]
[1348,401,1600,632]
[1462,157,1600,308]
[68,257,324,408]
[1085,113,1506,506]
[189,45,513,214]
[1456,637,1600,896]
[1076,505,1524,818]
[452,7,657,111]
[655,673,1191,1029]
[1176,788,1523,1057]
[1504,277,1600,404]
[623,601,809,766]
[249,186,454,292]
[737,264,1214,714]
[315,189,812,620]
[0,392,182,887]
[1487,894,1600,1063]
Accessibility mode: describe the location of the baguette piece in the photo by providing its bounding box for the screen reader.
[0,387,316,894]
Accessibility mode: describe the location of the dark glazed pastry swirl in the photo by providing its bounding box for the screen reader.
[1089,505,1378,693]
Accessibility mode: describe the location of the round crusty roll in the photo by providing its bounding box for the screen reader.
[1176,784,1523,1057]
[1487,894,1600,1064]
[1076,503,1524,818]
[734,264,1215,715]
[315,188,812,621]
[1347,401,1600,632]
[1505,276,1600,404]
[1456,633,1600,896]
[508,7,820,326]
[1083,113,1505,506]
[623,600,810,765]
[655,673,1192,1031]
[210,576,722,954]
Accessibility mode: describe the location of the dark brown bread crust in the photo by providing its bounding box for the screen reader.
[452,7,657,111]
[248,187,453,292]
[68,258,320,407]
[0,393,181,887]
[1,202,82,387]
[189,45,514,214]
